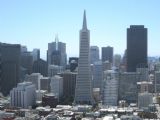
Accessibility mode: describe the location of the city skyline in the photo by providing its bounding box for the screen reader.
[1,0,160,59]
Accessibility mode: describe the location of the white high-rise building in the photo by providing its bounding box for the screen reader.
[103,70,119,106]
[90,46,99,64]
[25,73,43,90]
[74,10,94,104]
[50,75,63,101]
[10,82,36,108]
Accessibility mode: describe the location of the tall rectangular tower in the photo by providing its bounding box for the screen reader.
[102,46,113,63]
[127,25,147,72]
[74,11,94,104]
[47,36,67,67]
[0,43,21,96]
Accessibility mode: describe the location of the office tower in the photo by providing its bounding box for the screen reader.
[92,61,103,93]
[74,11,94,104]
[90,46,99,64]
[59,70,77,100]
[32,49,40,62]
[103,70,119,106]
[127,25,148,72]
[10,82,36,108]
[32,59,48,77]
[0,43,21,96]
[50,75,63,101]
[102,46,113,63]
[51,51,61,66]
[47,35,67,67]
[119,72,141,104]
[21,51,33,74]
[40,77,50,91]
[69,57,78,72]
[25,73,43,90]
[48,65,64,77]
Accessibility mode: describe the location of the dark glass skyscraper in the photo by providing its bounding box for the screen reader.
[127,25,147,72]
[102,46,113,63]
[0,43,21,96]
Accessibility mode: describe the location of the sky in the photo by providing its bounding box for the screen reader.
[0,0,160,60]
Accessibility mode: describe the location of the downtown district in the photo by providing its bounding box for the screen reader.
[0,11,160,120]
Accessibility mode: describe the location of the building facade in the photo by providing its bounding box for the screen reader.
[92,61,103,93]
[21,51,33,74]
[119,72,141,104]
[48,65,64,77]
[40,77,50,92]
[32,59,48,77]
[25,73,43,90]
[0,43,21,96]
[32,49,40,62]
[90,46,99,64]
[102,46,113,63]
[59,71,77,99]
[10,82,36,108]
[74,11,94,104]
[127,25,148,72]
[103,70,119,106]
[50,75,63,101]
[47,36,67,67]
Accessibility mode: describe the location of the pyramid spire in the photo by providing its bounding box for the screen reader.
[82,10,87,29]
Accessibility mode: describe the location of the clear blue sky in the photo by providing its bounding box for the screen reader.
[0,0,160,59]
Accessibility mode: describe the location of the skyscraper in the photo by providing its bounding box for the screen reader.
[102,46,113,63]
[21,51,33,74]
[32,49,40,62]
[47,36,67,68]
[0,43,21,96]
[74,11,94,104]
[127,25,148,72]
[90,46,99,64]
